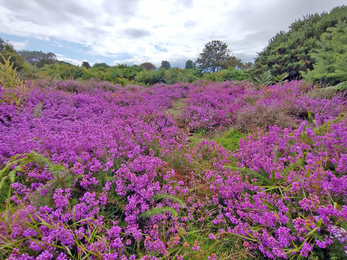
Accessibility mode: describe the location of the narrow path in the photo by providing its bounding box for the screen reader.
[166,98,191,136]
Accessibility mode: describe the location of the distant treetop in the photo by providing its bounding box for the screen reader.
[140,62,156,70]
[160,60,171,70]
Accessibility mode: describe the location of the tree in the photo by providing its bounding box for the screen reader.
[18,50,57,66]
[224,56,246,69]
[160,60,171,70]
[140,62,156,70]
[0,38,7,51]
[303,21,347,85]
[252,6,347,81]
[36,58,56,68]
[82,61,91,69]
[195,40,231,72]
[0,38,25,72]
[92,62,110,70]
[185,60,195,69]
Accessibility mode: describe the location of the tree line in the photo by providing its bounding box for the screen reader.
[0,38,252,87]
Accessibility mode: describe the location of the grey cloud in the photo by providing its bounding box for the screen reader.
[101,0,141,17]
[228,31,276,50]
[0,0,96,25]
[233,52,256,63]
[184,20,196,28]
[171,0,194,14]
[123,29,152,38]
[228,0,347,37]
[176,0,194,8]
[82,27,109,41]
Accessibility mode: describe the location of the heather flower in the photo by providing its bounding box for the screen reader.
[192,241,200,251]
[208,233,216,239]
[300,242,313,257]
[36,251,53,260]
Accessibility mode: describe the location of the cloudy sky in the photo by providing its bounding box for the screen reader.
[0,0,345,67]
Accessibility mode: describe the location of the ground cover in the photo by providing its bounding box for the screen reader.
[0,80,347,259]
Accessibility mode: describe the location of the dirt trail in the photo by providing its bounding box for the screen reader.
[166,98,191,136]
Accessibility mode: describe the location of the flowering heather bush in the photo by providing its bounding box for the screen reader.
[182,80,346,133]
[0,80,347,259]
[181,81,249,132]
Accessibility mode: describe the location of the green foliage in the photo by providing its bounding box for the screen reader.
[214,129,246,151]
[252,70,273,87]
[41,63,71,80]
[0,152,79,211]
[92,62,110,70]
[220,68,250,81]
[0,54,20,89]
[140,62,156,70]
[196,40,231,72]
[224,55,246,69]
[139,206,178,219]
[185,59,195,69]
[135,68,165,85]
[160,60,171,70]
[252,5,347,81]
[33,101,43,118]
[252,70,288,88]
[18,50,57,66]
[82,61,91,69]
[35,58,56,68]
[201,68,250,82]
[180,68,201,83]
[0,40,26,73]
[151,194,185,208]
[303,21,347,85]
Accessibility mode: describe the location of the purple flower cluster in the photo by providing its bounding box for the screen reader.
[181,80,346,132]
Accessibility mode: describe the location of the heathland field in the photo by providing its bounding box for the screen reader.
[1,79,347,259]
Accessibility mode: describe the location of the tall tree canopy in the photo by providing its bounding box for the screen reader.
[160,60,171,70]
[195,40,231,73]
[140,62,156,70]
[302,21,347,85]
[92,63,110,70]
[0,38,25,72]
[185,59,195,69]
[18,50,57,66]
[252,6,347,81]
[82,61,91,69]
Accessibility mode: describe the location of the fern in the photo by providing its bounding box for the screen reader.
[0,54,19,90]
[334,81,347,92]
[151,194,185,208]
[313,113,345,135]
[0,152,79,209]
[33,101,42,118]
[139,206,178,219]
[252,70,273,88]
[314,81,347,96]
[138,193,186,220]
[0,154,29,190]
[0,54,34,107]
[23,152,79,208]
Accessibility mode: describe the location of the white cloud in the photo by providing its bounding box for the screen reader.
[0,0,346,65]
[9,40,28,50]
[56,54,83,66]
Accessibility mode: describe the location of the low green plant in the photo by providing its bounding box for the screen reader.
[214,129,246,151]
